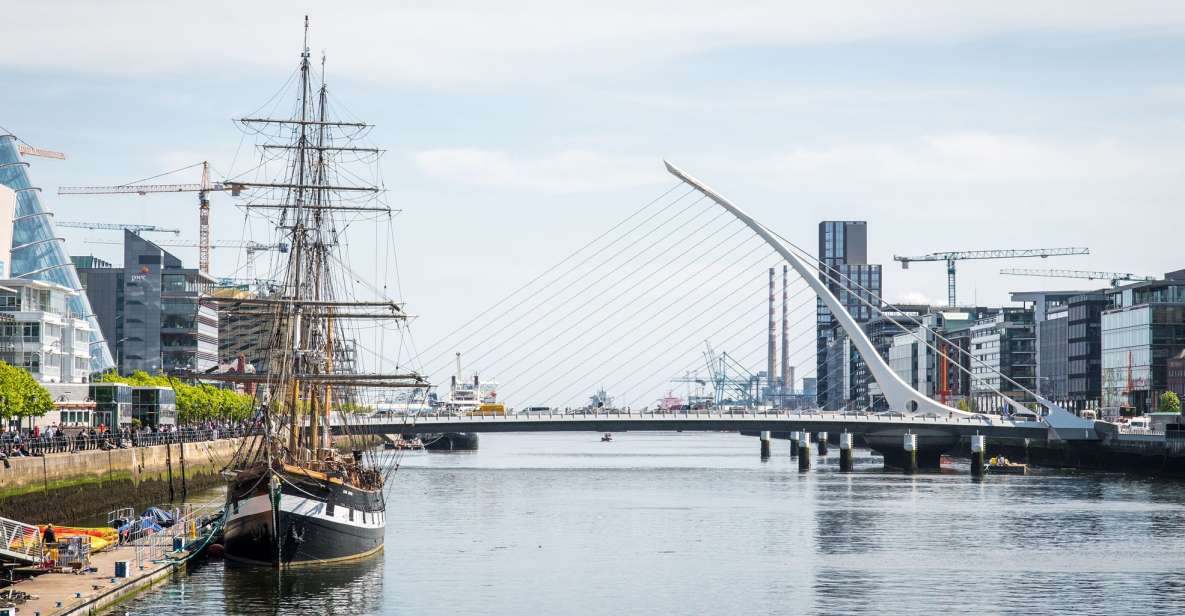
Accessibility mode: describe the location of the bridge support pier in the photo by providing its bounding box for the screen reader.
[790,431,800,458]
[816,432,829,456]
[760,431,771,460]
[839,432,854,472]
[903,433,918,474]
[971,435,986,477]
[797,432,811,471]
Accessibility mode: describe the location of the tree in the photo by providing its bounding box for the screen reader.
[1161,391,1182,414]
[0,360,54,421]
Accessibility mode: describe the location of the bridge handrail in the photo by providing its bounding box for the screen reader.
[0,515,43,564]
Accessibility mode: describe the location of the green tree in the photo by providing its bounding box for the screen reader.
[1161,391,1182,414]
[0,360,54,422]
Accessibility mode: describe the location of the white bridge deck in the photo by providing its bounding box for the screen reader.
[331,411,1055,441]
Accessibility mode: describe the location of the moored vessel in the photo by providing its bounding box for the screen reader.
[198,17,424,567]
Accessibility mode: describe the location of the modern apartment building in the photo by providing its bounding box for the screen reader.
[0,278,96,383]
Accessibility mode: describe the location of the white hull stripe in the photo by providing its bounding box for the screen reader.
[226,493,385,530]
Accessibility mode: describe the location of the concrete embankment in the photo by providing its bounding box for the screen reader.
[0,438,242,523]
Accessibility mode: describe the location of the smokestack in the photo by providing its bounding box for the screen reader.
[768,267,776,396]
[782,265,789,401]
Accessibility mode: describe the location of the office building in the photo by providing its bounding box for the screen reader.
[76,231,218,375]
[969,307,1036,413]
[1012,291,1092,408]
[886,308,992,407]
[1100,270,1185,413]
[1066,292,1110,410]
[0,132,113,371]
[816,221,882,409]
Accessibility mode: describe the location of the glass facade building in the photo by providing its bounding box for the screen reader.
[77,231,218,375]
[1099,271,1185,414]
[0,133,113,372]
[816,221,881,410]
[970,307,1036,413]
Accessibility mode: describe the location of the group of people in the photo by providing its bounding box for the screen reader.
[0,420,251,460]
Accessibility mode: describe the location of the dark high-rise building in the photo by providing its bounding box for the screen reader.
[816,221,881,409]
[76,231,218,375]
[1066,292,1109,411]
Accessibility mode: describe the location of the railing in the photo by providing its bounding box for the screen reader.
[0,516,42,564]
[117,499,223,570]
[343,409,1046,429]
[0,425,252,458]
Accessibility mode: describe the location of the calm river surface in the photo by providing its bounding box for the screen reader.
[111,432,1185,615]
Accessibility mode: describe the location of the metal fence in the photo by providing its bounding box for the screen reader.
[0,425,253,458]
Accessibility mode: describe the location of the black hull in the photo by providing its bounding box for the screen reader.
[422,432,480,451]
[223,467,385,566]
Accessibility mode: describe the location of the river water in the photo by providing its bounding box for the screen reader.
[110,432,1185,615]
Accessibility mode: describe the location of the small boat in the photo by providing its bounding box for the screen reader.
[601,433,613,442]
[987,456,1027,475]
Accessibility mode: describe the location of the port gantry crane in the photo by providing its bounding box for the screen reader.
[58,161,243,274]
[893,247,1089,307]
[999,268,1156,288]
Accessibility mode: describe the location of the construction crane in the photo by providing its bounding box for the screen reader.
[84,239,288,280]
[56,221,180,235]
[893,247,1089,307]
[17,143,66,160]
[999,268,1156,288]
[58,161,243,274]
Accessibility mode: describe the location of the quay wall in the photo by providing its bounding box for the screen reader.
[951,437,1185,477]
[0,438,243,523]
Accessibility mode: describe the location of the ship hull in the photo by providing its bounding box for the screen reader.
[223,467,385,566]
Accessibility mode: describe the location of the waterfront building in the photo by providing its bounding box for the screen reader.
[131,385,177,427]
[1066,292,1110,411]
[76,230,218,375]
[91,382,133,428]
[969,307,1036,414]
[816,220,881,409]
[210,283,273,373]
[885,308,992,407]
[1100,270,1185,414]
[1011,291,1092,409]
[1168,349,1185,402]
[0,132,113,371]
[0,278,96,384]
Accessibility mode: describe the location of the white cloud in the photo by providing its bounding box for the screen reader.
[6,1,1185,87]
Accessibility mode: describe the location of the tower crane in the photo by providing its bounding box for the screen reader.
[893,247,1089,307]
[999,268,1155,288]
[58,161,243,274]
[84,238,288,281]
[56,221,180,235]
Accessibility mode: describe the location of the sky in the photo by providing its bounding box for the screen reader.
[3,2,1185,402]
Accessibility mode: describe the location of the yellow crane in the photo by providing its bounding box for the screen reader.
[58,161,243,273]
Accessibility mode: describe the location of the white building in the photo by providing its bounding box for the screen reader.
[0,278,96,384]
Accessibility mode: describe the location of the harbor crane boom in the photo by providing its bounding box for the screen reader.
[56,221,180,235]
[999,268,1155,287]
[893,247,1089,307]
[58,161,244,274]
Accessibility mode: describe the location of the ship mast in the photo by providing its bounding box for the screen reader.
[195,16,425,474]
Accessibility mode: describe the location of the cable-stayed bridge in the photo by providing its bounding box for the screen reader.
[375,161,1100,468]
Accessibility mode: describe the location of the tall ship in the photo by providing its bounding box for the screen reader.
[199,18,424,566]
